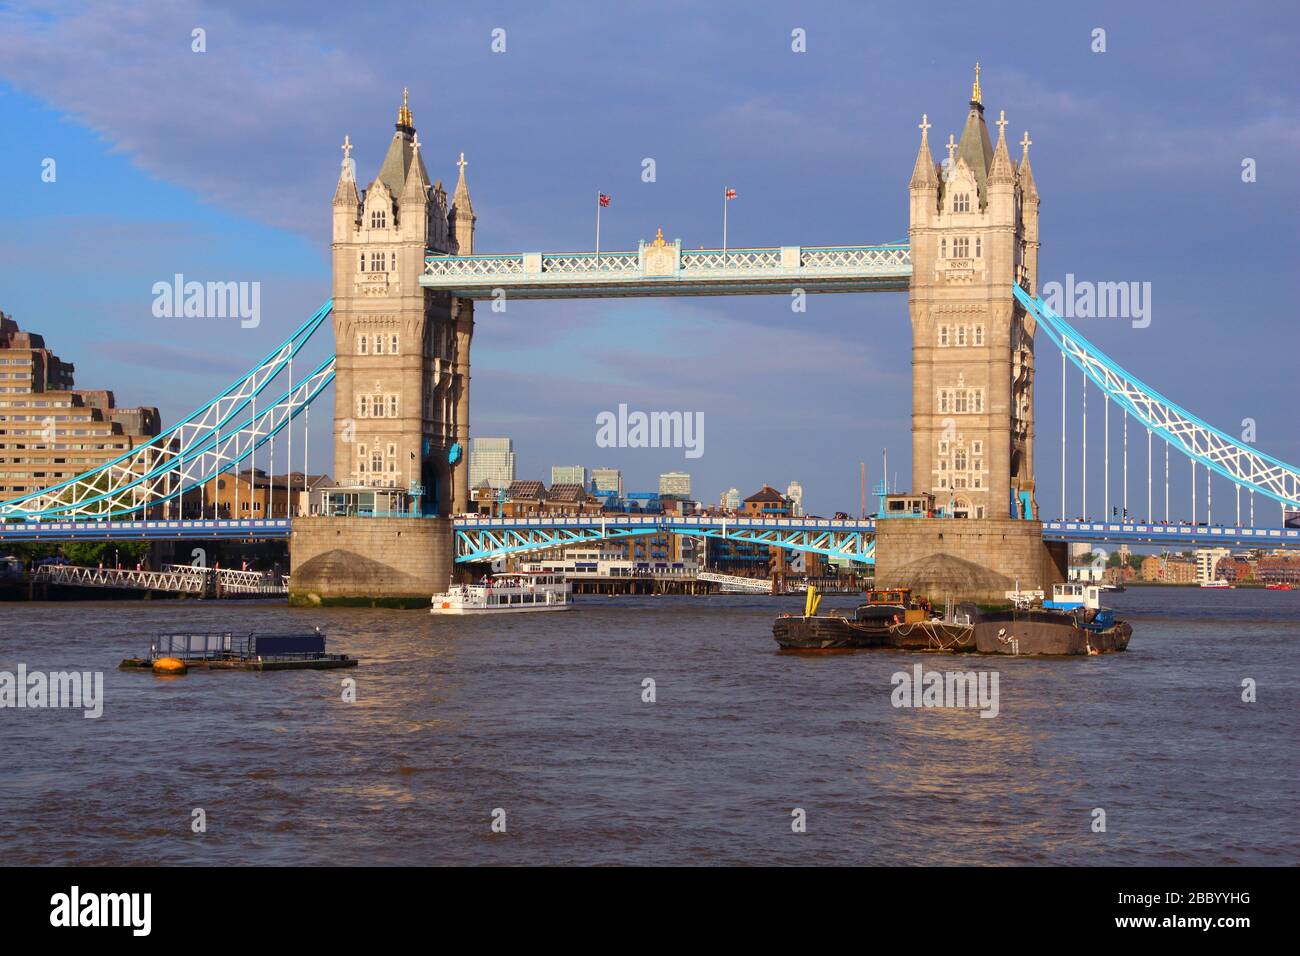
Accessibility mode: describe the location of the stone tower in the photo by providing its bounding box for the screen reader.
[329,90,473,515]
[906,65,1040,520]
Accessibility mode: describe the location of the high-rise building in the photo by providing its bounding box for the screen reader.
[785,480,804,516]
[720,487,741,511]
[659,471,691,498]
[591,467,622,497]
[551,465,586,487]
[469,437,515,490]
[0,309,161,500]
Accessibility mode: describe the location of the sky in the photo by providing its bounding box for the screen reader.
[0,0,1296,518]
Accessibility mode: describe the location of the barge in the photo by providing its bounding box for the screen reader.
[120,629,357,672]
[973,584,1131,656]
[774,587,975,651]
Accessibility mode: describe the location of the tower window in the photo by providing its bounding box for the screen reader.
[953,237,970,258]
[956,326,967,347]
[371,210,387,229]
[940,238,946,259]
[954,193,970,213]
[973,325,985,346]
[390,334,399,354]
[938,325,950,347]
[387,395,399,418]
[975,237,982,258]
[374,335,385,356]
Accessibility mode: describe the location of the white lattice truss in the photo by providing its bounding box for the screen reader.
[424,244,911,285]
[34,563,207,593]
[1016,286,1300,508]
[454,518,877,564]
[0,304,335,521]
[695,570,774,593]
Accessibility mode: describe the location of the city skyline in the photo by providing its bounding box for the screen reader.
[0,2,1295,518]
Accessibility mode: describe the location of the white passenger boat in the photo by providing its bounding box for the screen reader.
[430,573,573,614]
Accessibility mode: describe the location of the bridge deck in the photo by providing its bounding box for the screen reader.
[421,243,911,299]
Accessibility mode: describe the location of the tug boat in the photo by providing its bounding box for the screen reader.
[973,583,1131,656]
[430,573,572,615]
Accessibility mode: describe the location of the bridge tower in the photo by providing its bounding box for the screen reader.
[876,67,1062,601]
[906,65,1039,520]
[328,90,472,515]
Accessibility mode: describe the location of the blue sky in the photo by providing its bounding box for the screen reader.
[0,0,1295,517]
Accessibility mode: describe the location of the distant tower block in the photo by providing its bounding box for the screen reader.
[329,89,474,515]
[906,64,1040,521]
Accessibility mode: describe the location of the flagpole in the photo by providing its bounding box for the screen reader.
[722,187,728,261]
[595,191,601,264]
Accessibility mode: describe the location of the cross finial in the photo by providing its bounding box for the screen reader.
[457,151,468,175]
[971,62,982,105]
[918,113,931,137]
[946,133,957,165]
[1019,130,1033,156]
[411,133,421,156]
[996,109,1008,136]
[341,135,352,162]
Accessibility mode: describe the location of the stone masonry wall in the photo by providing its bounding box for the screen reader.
[289,516,453,604]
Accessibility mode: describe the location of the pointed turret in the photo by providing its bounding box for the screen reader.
[909,114,940,189]
[988,110,1015,186]
[450,151,476,254]
[955,63,994,206]
[333,135,361,207]
[1016,130,1038,200]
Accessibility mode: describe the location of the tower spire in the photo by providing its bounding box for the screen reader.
[450,151,476,254]
[332,133,360,207]
[971,62,982,107]
[1017,130,1038,198]
[397,87,414,132]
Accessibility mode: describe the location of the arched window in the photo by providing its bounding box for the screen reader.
[357,334,369,355]
[954,193,970,213]
[374,335,385,356]
[387,395,399,418]
[956,326,967,347]
[938,325,950,347]
[371,209,387,229]
[358,395,370,418]
[973,325,985,346]
[975,237,982,258]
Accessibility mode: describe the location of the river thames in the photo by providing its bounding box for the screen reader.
[1,587,1296,865]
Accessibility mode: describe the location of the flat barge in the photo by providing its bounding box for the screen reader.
[120,630,357,672]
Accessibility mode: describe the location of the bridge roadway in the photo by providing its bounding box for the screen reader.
[0,515,1295,556]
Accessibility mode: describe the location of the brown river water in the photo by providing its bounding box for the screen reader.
[1,587,1297,865]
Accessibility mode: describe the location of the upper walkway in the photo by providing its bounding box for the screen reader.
[421,240,911,299]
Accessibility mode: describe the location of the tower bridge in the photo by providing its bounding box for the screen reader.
[2,71,1297,604]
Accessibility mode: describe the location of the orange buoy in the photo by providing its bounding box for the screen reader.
[152,657,188,675]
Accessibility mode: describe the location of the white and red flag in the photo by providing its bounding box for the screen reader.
[599,193,611,207]
[725,188,737,200]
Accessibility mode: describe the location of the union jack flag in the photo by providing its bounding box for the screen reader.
[598,193,611,207]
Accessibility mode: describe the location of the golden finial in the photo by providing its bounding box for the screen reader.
[971,62,982,106]
[652,227,665,247]
[398,87,413,128]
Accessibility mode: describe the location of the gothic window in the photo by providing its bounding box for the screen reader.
[953,237,970,258]
[371,451,383,474]
[938,325,950,347]
[954,391,968,414]
[358,334,369,355]
[973,325,984,346]
[387,395,399,418]
[973,390,985,413]
[359,253,366,272]
[357,444,367,472]
[374,335,385,356]
[386,443,397,461]
[938,441,950,456]
[940,238,947,259]
[972,440,983,455]
[954,449,968,471]
[357,395,370,418]
[954,193,970,213]
[975,237,982,258]
[973,475,983,489]
[372,395,385,418]
[938,390,950,414]
[956,326,967,347]
[368,252,386,272]
[371,210,387,229]
[390,334,399,354]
